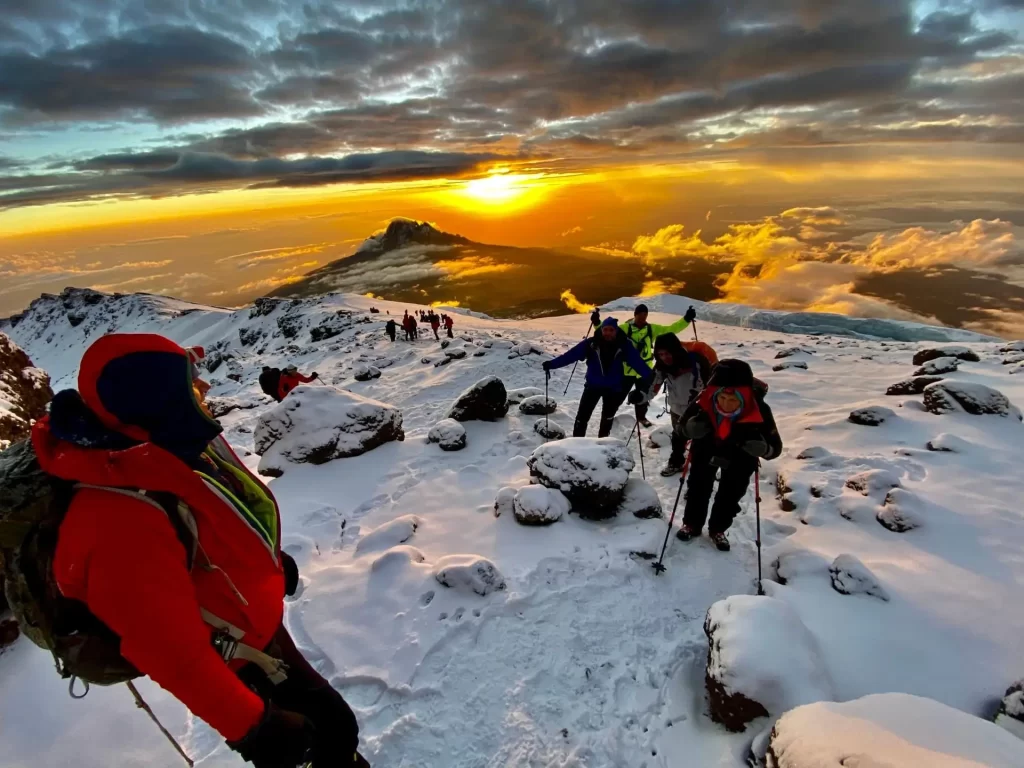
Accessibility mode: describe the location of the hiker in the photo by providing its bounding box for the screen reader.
[278,364,318,401]
[430,312,441,340]
[543,317,653,438]
[259,366,282,402]
[676,359,782,551]
[623,304,697,427]
[402,311,412,341]
[23,334,367,767]
[385,319,397,342]
[444,314,454,338]
[642,333,713,476]
[408,314,419,340]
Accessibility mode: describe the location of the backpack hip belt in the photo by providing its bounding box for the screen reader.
[202,608,288,684]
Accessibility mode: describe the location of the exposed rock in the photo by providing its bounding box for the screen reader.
[795,446,831,461]
[249,297,289,318]
[877,488,924,532]
[773,360,808,372]
[829,554,890,601]
[507,387,543,405]
[310,311,355,342]
[912,346,980,366]
[519,395,557,415]
[512,485,569,525]
[353,365,382,382]
[775,347,814,359]
[848,406,895,426]
[508,342,544,359]
[886,376,943,396]
[995,679,1024,741]
[254,385,404,476]
[528,438,635,519]
[914,356,959,376]
[924,381,1020,418]
[427,419,467,451]
[444,347,468,360]
[1001,352,1024,366]
[704,595,835,732]
[276,313,305,340]
[0,332,53,449]
[433,356,452,368]
[238,326,266,347]
[618,478,663,519]
[999,341,1024,353]
[447,376,509,422]
[205,395,264,419]
[493,486,516,518]
[433,555,506,596]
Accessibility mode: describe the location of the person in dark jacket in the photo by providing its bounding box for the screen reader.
[385,319,397,342]
[443,314,454,338]
[676,359,782,551]
[648,333,706,476]
[543,318,654,437]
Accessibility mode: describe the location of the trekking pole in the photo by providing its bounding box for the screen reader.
[635,410,646,480]
[127,681,194,767]
[652,444,693,575]
[544,370,550,432]
[563,316,594,396]
[755,461,764,596]
[691,318,699,342]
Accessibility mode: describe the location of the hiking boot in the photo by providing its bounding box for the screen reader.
[639,418,654,428]
[676,523,697,541]
[709,531,731,551]
[660,463,681,477]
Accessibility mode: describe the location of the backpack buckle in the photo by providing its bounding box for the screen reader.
[211,630,240,663]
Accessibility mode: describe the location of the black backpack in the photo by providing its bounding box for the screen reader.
[258,367,281,400]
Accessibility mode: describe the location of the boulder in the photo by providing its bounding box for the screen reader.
[617,478,663,519]
[427,419,467,451]
[999,341,1024,353]
[447,376,509,422]
[433,357,453,368]
[533,420,566,440]
[645,426,673,450]
[1001,352,1024,365]
[768,694,1024,768]
[914,356,959,376]
[704,595,835,732]
[528,438,635,519]
[829,554,889,601]
[493,486,516,518]
[508,342,544,359]
[924,381,1020,418]
[775,347,814,359]
[886,376,943,396]
[507,387,543,405]
[0,333,53,448]
[433,555,506,596]
[877,488,924,532]
[995,679,1024,741]
[254,386,404,476]
[444,347,468,360]
[512,485,569,525]
[848,406,895,426]
[773,550,830,585]
[353,365,381,381]
[519,395,557,415]
[926,433,971,453]
[912,346,980,366]
[772,361,808,372]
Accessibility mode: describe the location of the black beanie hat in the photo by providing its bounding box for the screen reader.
[708,359,754,388]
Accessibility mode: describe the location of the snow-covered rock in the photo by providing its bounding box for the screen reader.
[533,419,566,440]
[508,342,544,359]
[775,347,814,360]
[927,433,971,453]
[995,679,1024,741]
[773,550,829,585]
[493,486,516,518]
[528,438,635,519]
[704,595,835,732]
[427,419,467,451]
[447,376,510,422]
[912,346,981,366]
[356,515,422,554]
[914,356,960,376]
[645,425,673,449]
[924,381,1020,418]
[254,385,404,476]
[886,375,944,396]
[829,554,889,601]
[772,360,807,372]
[519,395,557,415]
[617,478,663,519]
[512,485,569,526]
[0,332,52,449]
[795,446,832,461]
[506,387,543,404]
[844,468,900,497]
[877,488,925,532]
[1001,352,1024,365]
[999,341,1024,353]
[204,394,265,418]
[848,406,895,426]
[767,693,1024,767]
[353,364,382,381]
[433,555,506,596]
[444,347,468,360]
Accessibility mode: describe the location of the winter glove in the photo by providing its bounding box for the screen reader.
[741,437,770,458]
[228,704,315,768]
[684,306,697,323]
[311,372,319,379]
[281,551,299,597]
[542,360,552,372]
[627,389,648,406]
[683,413,712,440]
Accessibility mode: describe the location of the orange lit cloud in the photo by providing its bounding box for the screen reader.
[559,289,596,314]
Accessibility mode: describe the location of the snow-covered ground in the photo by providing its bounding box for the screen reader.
[2,290,1023,767]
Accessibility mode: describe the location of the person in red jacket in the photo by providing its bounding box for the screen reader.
[443,314,454,338]
[277,364,318,401]
[35,334,365,767]
[430,312,441,340]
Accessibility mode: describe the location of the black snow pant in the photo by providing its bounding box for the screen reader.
[668,412,688,467]
[239,624,360,767]
[625,376,650,421]
[446,327,454,338]
[574,384,630,438]
[387,329,396,342]
[433,327,440,340]
[682,439,756,534]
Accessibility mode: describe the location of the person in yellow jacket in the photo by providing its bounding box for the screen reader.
[622,303,697,426]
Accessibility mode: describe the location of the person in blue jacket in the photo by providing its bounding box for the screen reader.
[543,317,654,438]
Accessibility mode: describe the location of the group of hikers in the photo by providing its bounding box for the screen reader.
[0,301,780,768]
[544,303,782,552]
[384,310,455,342]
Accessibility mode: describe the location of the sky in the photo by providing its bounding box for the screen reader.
[2,0,1024,335]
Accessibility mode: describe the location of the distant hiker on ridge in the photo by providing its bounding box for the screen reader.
[543,317,653,437]
[7,334,368,766]
[623,303,697,428]
[676,359,782,551]
[278,364,318,401]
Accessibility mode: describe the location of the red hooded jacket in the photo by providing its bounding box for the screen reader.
[277,369,315,401]
[40,334,284,742]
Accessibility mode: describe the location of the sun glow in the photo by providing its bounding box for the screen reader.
[441,171,553,214]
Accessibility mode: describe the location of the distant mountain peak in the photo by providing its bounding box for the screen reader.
[356,218,469,254]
